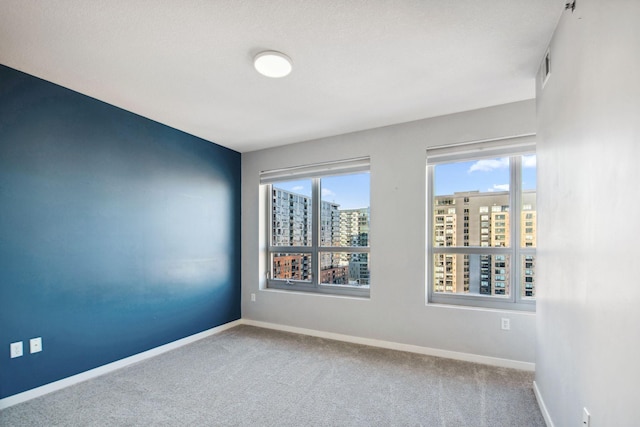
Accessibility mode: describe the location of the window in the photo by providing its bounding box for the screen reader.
[261,158,370,297]
[427,136,536,311]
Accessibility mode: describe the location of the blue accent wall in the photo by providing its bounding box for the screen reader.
[0,64,241,399]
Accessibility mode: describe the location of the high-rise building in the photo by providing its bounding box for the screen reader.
[272,188,325,280]
[339,208,370,285]
[433,190,536,296]
[271,188,370,285]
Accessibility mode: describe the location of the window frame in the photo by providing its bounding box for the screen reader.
[261,158,370,298]
[426,136,536,311]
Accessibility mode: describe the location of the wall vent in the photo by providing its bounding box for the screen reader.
[541,49,551,88]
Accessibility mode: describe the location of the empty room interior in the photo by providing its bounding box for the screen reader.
[1,1,638,426]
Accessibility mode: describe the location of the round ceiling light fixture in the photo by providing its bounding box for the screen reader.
[253,51,292,78]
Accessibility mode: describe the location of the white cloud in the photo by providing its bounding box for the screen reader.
[468,157,509,173]
[523,155,537,168]
[488,183,509,192]
[292,185,304,191]
[322,188,336,198]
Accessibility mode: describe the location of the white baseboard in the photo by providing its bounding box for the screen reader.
[0,319,242,410]
[241,319,536,372]
[533,380,554,427]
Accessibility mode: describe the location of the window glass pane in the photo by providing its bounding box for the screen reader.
[320,173,370,247]
[271,180,312,246]
[521,154,537,248]
[271,253,312,282]
[433,158,510,248]
[522,255,536,298]
[432,253,511,297]
[320,252,370,287]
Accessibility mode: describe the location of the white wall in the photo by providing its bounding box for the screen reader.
[535,1,640,426]
[242,100,537,365]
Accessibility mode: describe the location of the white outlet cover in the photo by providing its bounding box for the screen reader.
[501,318,511,330]
[10,341,23,358]
[30,337,42,353]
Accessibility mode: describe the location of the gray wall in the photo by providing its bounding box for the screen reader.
[535,0,640,425]
[242,100,537,364]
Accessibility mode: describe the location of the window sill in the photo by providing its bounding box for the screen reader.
[425,300,536,314]
[266,282,370,299]
[428,294,536,312]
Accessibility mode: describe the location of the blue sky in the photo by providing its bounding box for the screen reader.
[434,155,536,196]
[273,172,370,210]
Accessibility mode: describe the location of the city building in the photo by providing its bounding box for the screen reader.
[433,190,536,296]
[270,188,369,285]
[339,208,370,285]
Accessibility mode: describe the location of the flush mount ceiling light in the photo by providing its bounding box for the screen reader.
[253,51,292,78]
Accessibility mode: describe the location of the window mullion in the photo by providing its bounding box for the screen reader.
[312,177,320,287]
[267,184,274,281]
[433,247,512,255]
[510,155,522,303]
[268,246,313,253]
[426,164,435,304]
[319,246,369,253]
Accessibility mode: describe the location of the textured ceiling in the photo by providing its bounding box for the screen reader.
[0,1,563,152]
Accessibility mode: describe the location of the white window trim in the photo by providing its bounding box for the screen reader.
[262,158,370,298]
[426,136,536,311]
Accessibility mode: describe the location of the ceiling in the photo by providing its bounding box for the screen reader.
[0,1,563,153]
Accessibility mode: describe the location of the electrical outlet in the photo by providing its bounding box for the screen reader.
[251,293,256,302]
[501,318,510,330]
[30,337,43,353]
[10,341,23,358]
[582,407,590,427]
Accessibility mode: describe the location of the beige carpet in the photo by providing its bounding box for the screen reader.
[0,325,545,426]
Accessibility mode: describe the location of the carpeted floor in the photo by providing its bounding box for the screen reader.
[0,325,545,426]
